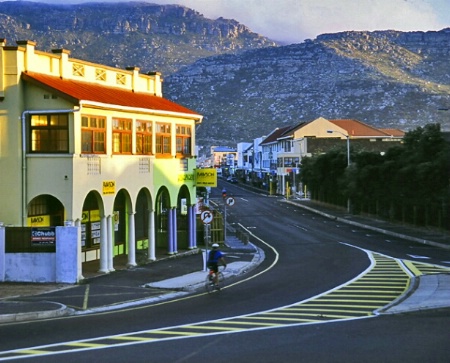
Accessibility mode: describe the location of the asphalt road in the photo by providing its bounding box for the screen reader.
[1,181,449,362]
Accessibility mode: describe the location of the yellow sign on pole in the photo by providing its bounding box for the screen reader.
[195,168,217,187]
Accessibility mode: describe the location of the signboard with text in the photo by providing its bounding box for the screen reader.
[196,168,217,187]
[31,227,56,246]
[102,180,116,195]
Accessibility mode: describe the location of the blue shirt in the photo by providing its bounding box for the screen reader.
[208,249,223,263]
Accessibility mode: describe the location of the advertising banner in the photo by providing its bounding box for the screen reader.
[196,168,217,187]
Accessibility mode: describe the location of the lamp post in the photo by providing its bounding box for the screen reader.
[268,150,273,195]
[327,130,351,212]
[327,130,350,166]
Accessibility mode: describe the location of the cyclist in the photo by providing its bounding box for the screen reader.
[207,243,227,287]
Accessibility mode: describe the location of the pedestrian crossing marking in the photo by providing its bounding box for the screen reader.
[2,249,450,361]
[67,342,107,348]
[113,336,155,341]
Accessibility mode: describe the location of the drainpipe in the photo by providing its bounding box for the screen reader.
[21,107,80,226]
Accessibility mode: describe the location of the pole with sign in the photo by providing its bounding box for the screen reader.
[223,196,235,245]
[201,209,213,271]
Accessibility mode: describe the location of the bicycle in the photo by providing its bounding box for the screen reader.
[205,265,225,293]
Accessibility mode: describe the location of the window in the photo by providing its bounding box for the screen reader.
[30,114,69,153]
[176,124,192,156]
[155,123,171,156]
[136,120,152,155]
[112,118,132,154]
[81,115,106,154]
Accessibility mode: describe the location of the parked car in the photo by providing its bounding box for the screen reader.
[227,176,238,183]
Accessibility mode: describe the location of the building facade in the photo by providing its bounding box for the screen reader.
[0,40,203,278]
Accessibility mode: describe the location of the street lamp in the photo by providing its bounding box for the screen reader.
[268,150,273,195]
[327,129,351,212]
[327,130,350,166]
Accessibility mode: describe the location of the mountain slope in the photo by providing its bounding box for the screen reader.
[0,2,449,148]
[165,29,450,146]
[0,1,277,74]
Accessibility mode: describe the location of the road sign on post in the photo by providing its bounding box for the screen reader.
[200,210,214,271]
[225,196,235,207]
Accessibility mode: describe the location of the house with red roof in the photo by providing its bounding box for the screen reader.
[260,117,404,196]
[0,40,202,282]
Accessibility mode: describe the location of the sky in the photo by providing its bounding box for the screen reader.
[21,0,450,44]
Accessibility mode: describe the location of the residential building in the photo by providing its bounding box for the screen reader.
[277,117,405,196]
[0,40,202,279]
[210,146,237,175]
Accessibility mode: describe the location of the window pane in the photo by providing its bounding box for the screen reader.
[122,134,132,153]
[163,136,170,153]
[94,132,105,152]
[82,130,93,153]
[50,114,68,126]
[112,133,121,153]
[31,115,47,127]
[144,135,152,154]
[56,130,68,151]
[136,134,143,154]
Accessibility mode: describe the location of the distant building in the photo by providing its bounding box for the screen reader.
[236,117,404,196]
[210,146,237,174]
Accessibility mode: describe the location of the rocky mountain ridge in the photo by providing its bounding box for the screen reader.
[166,29,450,147]
[0,2,449,148]
[0,1,276,74]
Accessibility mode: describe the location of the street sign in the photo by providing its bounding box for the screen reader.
[200,210,214,224]
[225,196,235,207]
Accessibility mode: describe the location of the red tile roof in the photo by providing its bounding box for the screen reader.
[22,71,201,118]
[379,128,405,137]
[329,119,388,137]
[260,125,296,144]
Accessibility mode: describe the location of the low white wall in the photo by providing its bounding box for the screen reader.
[0,226,80,283]
[55,226,80,283]
[0,226,5,281]
[4,253,56,282]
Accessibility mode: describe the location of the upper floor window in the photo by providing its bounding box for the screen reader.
[155,123,171,156]
[176,124,192,156]
[112,118,132,154]
[136,120,153,155]
[30,114,69,153]
[81,115,106,154]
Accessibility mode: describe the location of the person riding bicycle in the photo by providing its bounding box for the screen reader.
[207,243,227,286]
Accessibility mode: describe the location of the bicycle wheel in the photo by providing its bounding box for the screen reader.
[205,275,215,293]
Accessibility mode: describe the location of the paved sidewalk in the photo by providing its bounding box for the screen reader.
[1,199,449,324]
[0,237,262,323]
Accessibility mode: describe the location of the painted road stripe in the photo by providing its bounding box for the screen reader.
[3,248,450,361]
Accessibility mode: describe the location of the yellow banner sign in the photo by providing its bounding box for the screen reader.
[103,180,116,195]
[196,168,217,187]
[28,215,50,227]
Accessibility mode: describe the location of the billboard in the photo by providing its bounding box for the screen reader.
[196,168,217,187]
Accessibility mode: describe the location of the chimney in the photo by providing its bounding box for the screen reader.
[51,48,71,79]
[16,40,36,71]
[147,71,163,97]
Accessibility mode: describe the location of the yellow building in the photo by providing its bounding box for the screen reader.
[0,40,203,275]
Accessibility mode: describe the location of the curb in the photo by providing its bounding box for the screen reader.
[283,200,450,250]
[0,302,73,324]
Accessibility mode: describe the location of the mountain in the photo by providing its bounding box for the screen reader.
[1,2,449,149]
[0,1,277,75]
[165,29,450,147]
